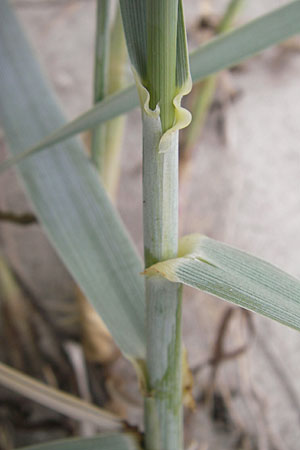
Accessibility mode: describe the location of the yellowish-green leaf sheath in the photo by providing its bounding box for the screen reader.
[0,362,121,430]
[0,0,145,360]
[2,0,300,171]
[145,234,300,331]
[20,433,141,450]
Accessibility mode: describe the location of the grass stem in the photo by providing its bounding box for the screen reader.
[144,1,183,448]
[91,0,110,170]
[101,7,127,199]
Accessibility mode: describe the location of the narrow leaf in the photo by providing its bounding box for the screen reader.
[0,362,122,430]
[2,0,300,170]
[0,86,138,173]
[189,0,300,82]
[0,0,145,360]
[20,433,141,450]
[145,234,300,331]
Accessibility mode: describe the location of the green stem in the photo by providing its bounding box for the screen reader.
[182,0,245,155]
[102,7,127,199]
[91,0,110,170]
[217,0,245,34]
[92,4,127,199]
[144,1,183,449]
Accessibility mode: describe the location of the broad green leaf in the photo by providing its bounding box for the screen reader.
[0,0,145,360]
[21,433,141,450]
[145,234,300,331]
[1,0,300,171]
[0,362,122,430]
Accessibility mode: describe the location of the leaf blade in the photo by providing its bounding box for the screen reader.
[20,433,141,450]
[145,234,300,331]
[0,0,145,359]
[0,362,122,430]
[189,0,300,82]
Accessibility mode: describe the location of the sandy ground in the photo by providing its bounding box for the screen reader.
[1,0,300,449]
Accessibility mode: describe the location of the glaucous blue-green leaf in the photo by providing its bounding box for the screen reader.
[20,433,141,450]
[0,0,145,360]
[145,234,300,331]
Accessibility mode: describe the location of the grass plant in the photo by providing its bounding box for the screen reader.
[1,1,300,449]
